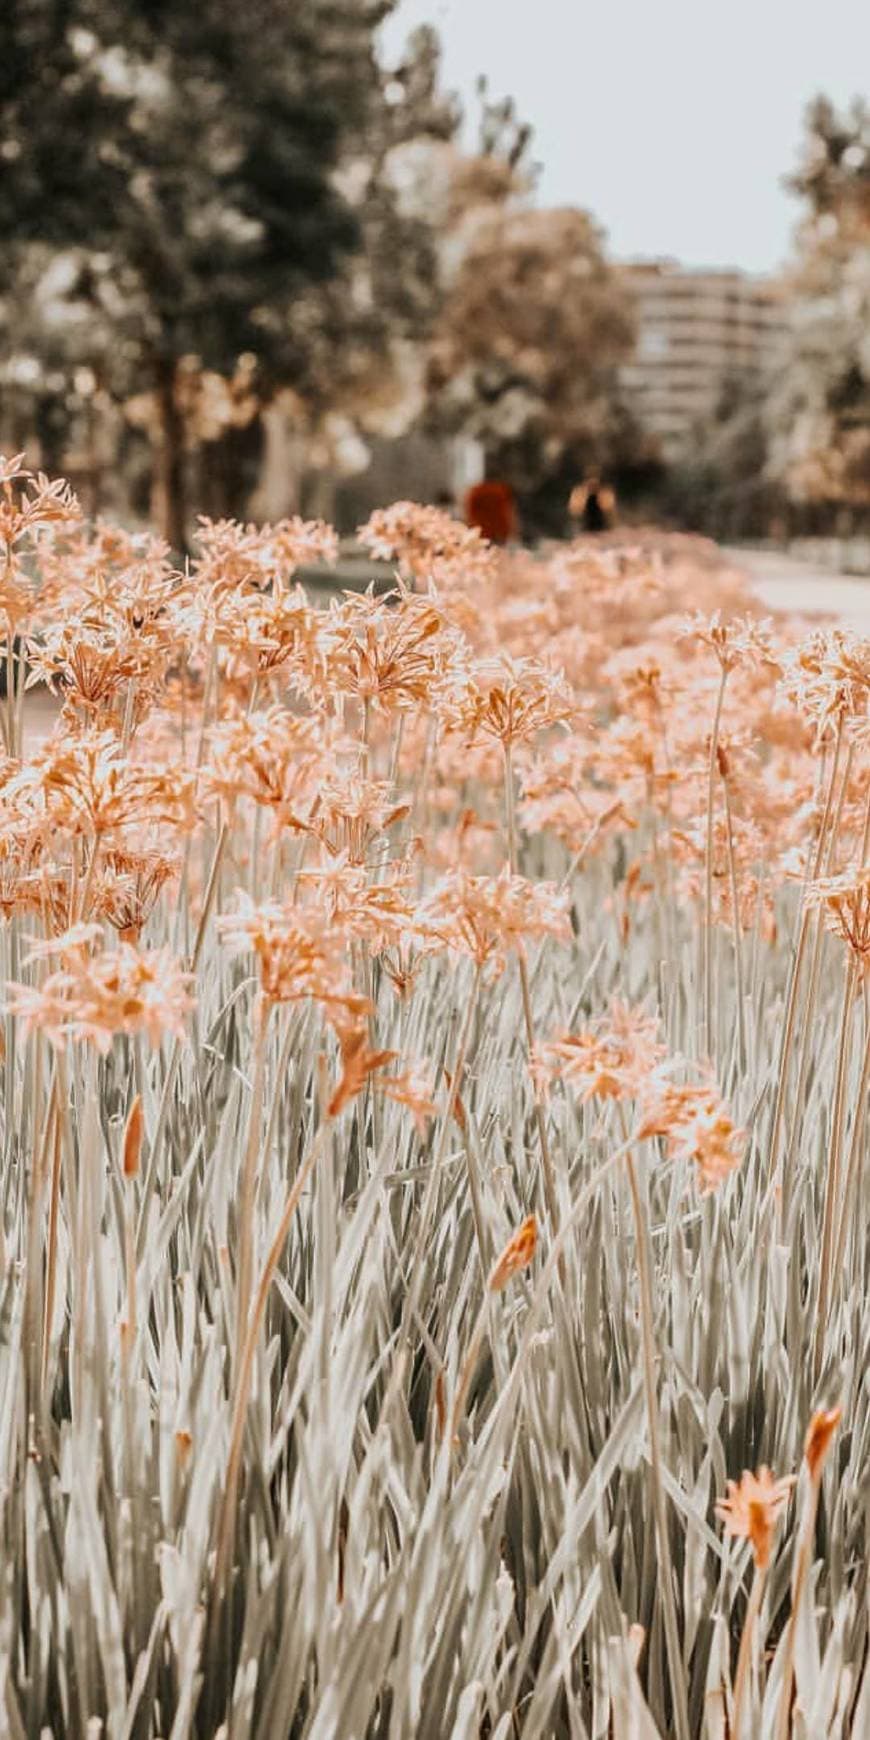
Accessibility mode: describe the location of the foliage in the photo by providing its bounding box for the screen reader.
[426,184,636,511]
[656,375,780,542]
[255,25,461,482]
[0,0,423,545]
[768,95,870,518]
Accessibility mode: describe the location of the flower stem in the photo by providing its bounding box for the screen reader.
[720,768,746,1072]
[813,956,856,1380]
[624,1146,691,1740]
[703,665,729,1061]
[504,744,560,1236]
[212,1118,331,1603]
[40,1096,63,1400]
[775,1465,825,1740]
[135,819,229,1253]
[235,991,271,1361]
[404,966,480,1328]
[832,990,870,1294]
[768,713,845,1203]
[732,1562,765,1740]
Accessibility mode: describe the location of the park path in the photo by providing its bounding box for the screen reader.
[730,547,870,633]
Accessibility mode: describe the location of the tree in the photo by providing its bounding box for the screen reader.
[0,0,396,547]
[416,102,634,529]
[249,23,460,519]
[767,96,870,524]
[656,375,780,542]
[425,191,636,527]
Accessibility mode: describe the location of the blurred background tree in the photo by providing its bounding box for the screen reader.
[248,22,460,524]
[650,97,870,546]
[423,91,638,535]
[653,374,775,542]
[0,2,642,542]
[765,96,870,532]
[0,0,434,547]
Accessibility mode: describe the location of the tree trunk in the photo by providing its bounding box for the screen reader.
[153,357,187,554]
[250,400,305,521]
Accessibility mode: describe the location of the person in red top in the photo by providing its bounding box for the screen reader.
[463,479,518,545]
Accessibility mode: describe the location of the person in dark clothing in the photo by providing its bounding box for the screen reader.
[568,476,615,536]
[582,486,607,533]
[464,479,518,545]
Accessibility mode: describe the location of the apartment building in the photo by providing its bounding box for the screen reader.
[619,258,790,461]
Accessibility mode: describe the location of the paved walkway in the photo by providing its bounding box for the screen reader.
[731,547,870,632]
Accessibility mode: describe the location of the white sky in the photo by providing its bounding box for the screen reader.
[381,0,870,274]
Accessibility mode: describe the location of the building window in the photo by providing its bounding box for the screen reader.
[638,329,669,359]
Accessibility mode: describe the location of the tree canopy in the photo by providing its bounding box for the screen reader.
[0,0,407,544]
[768,95,870,515]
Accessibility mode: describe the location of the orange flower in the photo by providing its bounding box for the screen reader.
[639,1082,745,1192]
[682,610,776,674]
[779,627,870,741]
[358,502,496,589]
[806,866,870,963]
[0,456,80,551]
[440,654,574,748]
[376,1061,437,1134]
[716,1466,795,1569]
[0,457,81,628]
[96,848,178,941]
[489,1216,537,1291]
[202,706,342,824]
[191,514,336,597]
[321,586,458,715]
[534,1002,667,1102]
[417,866,570,976]
[328,1025,397,1118]
[538,1007,744,1193]
[7,730,197,838]
[6,940,193,1053]
[218,894,369,1019]
[804,1407,841,1481]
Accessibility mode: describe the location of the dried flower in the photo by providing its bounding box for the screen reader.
[376,1060,437,1134]
[218,894,368,1019]
[779,628,870,742]
[440,654,573,748]
[638,1080,745,1192]
[535,1002,667,1102]
[538,1005,743,1192]
[806,865,870,963]
[682,610,776,674]
[358,502,496,589]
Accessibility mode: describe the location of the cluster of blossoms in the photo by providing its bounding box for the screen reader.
[1,471,846,1109]
[535,1001,744,1193]
[358,501,497,591]
[6,926,192,1053]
